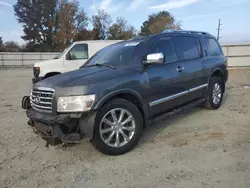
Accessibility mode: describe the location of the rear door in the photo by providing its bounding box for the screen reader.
[144,36,187,117]
[173,35,207,105]
[64,43,89,72]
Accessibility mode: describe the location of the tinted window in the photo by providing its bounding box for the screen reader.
[67,44,88,60]
[175,36,201,60]
[205,38,223,56]
[148,37,177,63]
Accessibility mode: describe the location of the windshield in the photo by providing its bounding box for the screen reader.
[83,41,141,67]
[54,43,74,59]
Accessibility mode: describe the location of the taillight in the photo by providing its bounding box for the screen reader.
[33,67,40,78]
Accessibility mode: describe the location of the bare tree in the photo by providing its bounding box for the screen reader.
[92,9,112,40]
[4,41,21,52]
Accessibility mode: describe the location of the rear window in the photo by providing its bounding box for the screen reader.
[205,38,223,56]
[174,36,202,61]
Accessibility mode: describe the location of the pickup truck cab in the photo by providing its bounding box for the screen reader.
[33,40,121,84]
[22,30,228,155]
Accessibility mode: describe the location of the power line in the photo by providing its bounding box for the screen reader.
[216,19,222,41]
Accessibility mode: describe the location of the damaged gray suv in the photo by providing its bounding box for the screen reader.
[22,30,228,155]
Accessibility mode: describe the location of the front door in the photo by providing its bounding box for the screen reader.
[64,43,89,72]
[144,36,186,117]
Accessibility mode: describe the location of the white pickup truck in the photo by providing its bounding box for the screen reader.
[32,40,121,84]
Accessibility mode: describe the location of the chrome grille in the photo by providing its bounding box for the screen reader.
[30,87,55,112]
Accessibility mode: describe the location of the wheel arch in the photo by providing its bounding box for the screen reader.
[43,72,61,79]
[208,68,225,93]
[94,90,148,128]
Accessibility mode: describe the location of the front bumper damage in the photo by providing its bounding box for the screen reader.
[22,96,96,147]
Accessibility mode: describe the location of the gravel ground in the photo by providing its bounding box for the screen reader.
[0,68,250,188]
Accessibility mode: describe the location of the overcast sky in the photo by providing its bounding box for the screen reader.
[0,0,250,45]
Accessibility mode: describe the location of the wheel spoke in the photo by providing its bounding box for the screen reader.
[122,116,133,125]
[118,109,125,123]
[111,110,118,123]
[215,96,219,104]
[217,87,220,93]
[120,130,130,142]
[216,83,219,91]
[122,126,135,132]
[100,127,113,134]
[115,132,120,147]
[217,88,221,94]
[105,131,115,144]
[213,96,217,104]
[102,118,114,126]
[212,93,216,99]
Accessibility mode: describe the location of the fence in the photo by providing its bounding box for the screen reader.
[0,44,250,68]
[222,44,250,67]
[0,52,60,67]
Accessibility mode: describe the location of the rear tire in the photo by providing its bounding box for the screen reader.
[204,76,224,110]
[91,99,143,155]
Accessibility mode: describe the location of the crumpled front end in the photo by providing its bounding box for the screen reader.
[22,96,96,147]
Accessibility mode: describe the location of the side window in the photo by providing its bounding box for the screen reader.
[205,38,223,56]
[174,36,201,61]
[67,44,89,60]
[148,37,177,63]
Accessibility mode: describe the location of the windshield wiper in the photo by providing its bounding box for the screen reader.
[84,63,116,69]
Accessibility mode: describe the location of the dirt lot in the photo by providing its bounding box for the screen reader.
[0,68,250,188]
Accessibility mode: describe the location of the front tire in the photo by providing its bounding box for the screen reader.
[204,76,224,110]
[91,99,143,155]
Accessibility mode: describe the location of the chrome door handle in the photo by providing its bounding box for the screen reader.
[176,66,184,72]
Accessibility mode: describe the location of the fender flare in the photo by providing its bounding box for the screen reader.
[93,89,144,110]
[206,68,225,95]
[43,72,61,79]
[208,68,225,82]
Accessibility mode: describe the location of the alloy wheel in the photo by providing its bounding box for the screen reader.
[99,108,136,147]
[212,82,222,105]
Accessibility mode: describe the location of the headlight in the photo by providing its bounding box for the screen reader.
[57,95,95,112]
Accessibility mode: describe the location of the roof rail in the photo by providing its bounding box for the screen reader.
[162,30,210,35]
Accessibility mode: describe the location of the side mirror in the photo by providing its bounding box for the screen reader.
[145,53,164,65]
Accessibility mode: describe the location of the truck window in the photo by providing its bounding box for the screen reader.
[148,37,177,64]
[205,38,223,56]
[174,36,201,61]
[67,44,89,60]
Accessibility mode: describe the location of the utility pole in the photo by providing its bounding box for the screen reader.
[216,19,222,41]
